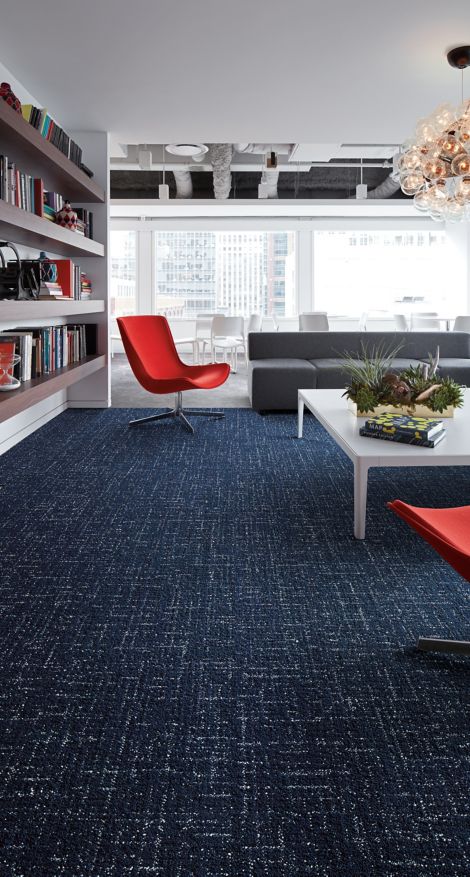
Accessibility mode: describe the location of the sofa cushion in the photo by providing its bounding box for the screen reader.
[248,331,470,362]
[248,359,317,410]
[434,359,470,385]
[309,358,425,390]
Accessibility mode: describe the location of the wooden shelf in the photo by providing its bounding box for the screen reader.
[0,200,104,257]
[0,300,105,320]
[0,354,106,422]
[0,101,105,203]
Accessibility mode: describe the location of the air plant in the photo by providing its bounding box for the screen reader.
[342,343,463,413]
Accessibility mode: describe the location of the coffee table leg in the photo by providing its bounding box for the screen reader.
[298,395,304,438]
[354,461,369,539]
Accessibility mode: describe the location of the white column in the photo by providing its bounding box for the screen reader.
[137,228,153,314]
[297,229,313,314]
[445,223,470,315]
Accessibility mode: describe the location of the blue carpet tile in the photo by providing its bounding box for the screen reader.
[0,408,469,877]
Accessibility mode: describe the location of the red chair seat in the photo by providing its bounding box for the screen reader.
[388,500,470,583]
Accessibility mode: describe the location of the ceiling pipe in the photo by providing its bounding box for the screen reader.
[172,168,193,198]
[209,144,233,199]
[258,168,279,199]
[236,143,291,154]
[366,173,401,199]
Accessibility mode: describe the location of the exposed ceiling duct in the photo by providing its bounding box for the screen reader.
[172,168,193,198]
[366,172,401,199]
[209,143,233,200]
[258,168,279,199]
[236,143,291,155]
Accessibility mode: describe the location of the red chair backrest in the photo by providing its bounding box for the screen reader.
[117,316,182,388]
[388,500,470,582]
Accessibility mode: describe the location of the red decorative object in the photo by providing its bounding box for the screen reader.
[117,315,230,433]
[55,201,78,230]
[0,82,21,114]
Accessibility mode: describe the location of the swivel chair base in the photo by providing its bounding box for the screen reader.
[417,637,470,656]
[129,391,224,435]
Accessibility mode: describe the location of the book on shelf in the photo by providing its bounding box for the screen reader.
[364,413,444,441]
[17,102,83,168]
[0,324,98,380]
[359,426,446,448]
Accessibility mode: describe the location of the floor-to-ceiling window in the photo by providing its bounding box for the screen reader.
[110,230,137,317]
[313,230,453,315]
[154,230,296,318]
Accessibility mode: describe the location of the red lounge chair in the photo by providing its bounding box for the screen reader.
[388,499,470,655]
[117,315,230,434]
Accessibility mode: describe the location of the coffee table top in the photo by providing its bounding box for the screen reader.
[299,388,470,467]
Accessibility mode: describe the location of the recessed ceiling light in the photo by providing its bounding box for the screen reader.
[165,143,208,157]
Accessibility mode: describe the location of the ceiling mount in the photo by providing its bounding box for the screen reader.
[447,46,470,69]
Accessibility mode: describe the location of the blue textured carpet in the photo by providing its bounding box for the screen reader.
[0,408,469,877]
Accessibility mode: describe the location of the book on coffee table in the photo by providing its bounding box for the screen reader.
[359,426,446,448]
[364,413,444,441]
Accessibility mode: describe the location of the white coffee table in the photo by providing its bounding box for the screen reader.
[298,388,470,539]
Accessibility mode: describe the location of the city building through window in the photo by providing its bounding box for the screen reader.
[110,231,137,317]
[155,231,296,318]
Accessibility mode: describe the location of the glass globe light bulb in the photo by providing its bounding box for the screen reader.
[451,154,470,176]
[415,120,438,144]
[398,150,422,172]
[413,189,432,211]
[443,198,465,222]
[431,103,457,131]
[400,172,425,195]
[438,133,465,160]
[426,182,448,211]
[455,175,470,202]
[457,120,470,152]
[422,157,448,180]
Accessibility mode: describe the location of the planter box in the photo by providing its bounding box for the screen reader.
[347,399,456,418]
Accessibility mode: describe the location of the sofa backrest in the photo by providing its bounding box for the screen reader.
[248,331,470,361]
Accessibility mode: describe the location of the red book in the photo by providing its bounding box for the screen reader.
[53,259,74,297]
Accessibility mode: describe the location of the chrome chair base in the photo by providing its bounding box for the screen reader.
[129,391,224,435]
[417,637,470,656]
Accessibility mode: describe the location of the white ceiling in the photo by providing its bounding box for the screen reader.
[1,0,470,150]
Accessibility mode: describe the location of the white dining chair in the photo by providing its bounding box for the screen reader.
[195,312,221,362]
[271,313,280,331]
[410,312,440,331]
[211,315,245,372]
[394,314,409,331]
[299,312,329,331]
[453,315,470,332]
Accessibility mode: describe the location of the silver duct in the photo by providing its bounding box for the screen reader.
[210,144,233,199]
[172,168,193,198]
[235,143,290,154]
[259,168,279,199]
[366,173,401,199]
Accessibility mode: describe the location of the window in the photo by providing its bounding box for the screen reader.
[155,231,296,318]
[110,231,137,317]
[314,230,454,315]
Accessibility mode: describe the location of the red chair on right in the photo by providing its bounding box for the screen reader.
[388,500,470,655]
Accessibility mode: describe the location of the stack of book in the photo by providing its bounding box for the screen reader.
[80,272,92,300]
[20,105,83,168]
[75,208,93,239]
[0,156,43,215]
[359,413,446,448]
[0,324,97,379]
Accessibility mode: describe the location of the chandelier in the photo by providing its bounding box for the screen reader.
[399,46,470,222]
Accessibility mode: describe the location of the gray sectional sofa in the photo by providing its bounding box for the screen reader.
[247,331,470,410]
